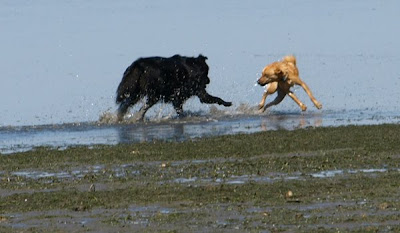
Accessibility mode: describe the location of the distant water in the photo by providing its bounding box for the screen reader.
[1,0,399,153]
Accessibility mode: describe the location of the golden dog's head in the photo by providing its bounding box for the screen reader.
[257,55,297,86]
[257,62,283,86]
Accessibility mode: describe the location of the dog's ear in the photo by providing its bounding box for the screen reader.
[198,54,208,60]
[274,67,283,76]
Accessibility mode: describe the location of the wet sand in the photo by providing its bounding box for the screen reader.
[1,124,400,232]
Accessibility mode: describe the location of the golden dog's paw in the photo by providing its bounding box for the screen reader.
[315,102,322,109]
[258,104,265,110]
[300,104,307,111]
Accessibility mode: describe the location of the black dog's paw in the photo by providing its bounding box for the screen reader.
[224,102,232,107]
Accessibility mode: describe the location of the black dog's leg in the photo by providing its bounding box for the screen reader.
[197,90,232,107]
[117,96,141,121]
[172,99,184,116]
[136,96,159,121]
[117,101,130,121]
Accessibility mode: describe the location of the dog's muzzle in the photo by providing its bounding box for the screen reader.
[257,78,266,86]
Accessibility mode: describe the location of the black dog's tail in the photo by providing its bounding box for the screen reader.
[116,61,144,120]
[116,61,141,104]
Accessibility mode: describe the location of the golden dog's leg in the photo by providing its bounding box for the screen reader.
[258,82,278,112]
[299,82,322,109]
[258,92,268,110]
[288,75,322,110]
[263,89,286,111]
[287,91,307,111]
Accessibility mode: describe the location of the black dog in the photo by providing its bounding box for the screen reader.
[116,54,232,121]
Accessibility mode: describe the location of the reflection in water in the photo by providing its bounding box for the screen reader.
[116,111,321,145]
[260,112,323,131]
[118,123,186,143]
[117,120,234,144]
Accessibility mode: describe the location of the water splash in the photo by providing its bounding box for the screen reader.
[98,111,118,124]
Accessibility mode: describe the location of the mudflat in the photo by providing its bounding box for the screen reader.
[1,124,400,232]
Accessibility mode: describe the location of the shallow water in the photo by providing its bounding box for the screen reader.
[1,0,400,153]
[1,152,396,185]
[1,108,399,154]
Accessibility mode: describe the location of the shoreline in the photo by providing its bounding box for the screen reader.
[1,109,399,155]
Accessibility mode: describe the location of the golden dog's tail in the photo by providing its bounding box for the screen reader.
[282,55,296,66]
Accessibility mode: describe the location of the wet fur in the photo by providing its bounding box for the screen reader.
[116,54,232,121]
[257,55,322,112]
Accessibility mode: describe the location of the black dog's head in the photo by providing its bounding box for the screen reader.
[198,54,208,61]
[194,54,210,85]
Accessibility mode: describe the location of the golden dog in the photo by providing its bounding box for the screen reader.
[257,55,322,112]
